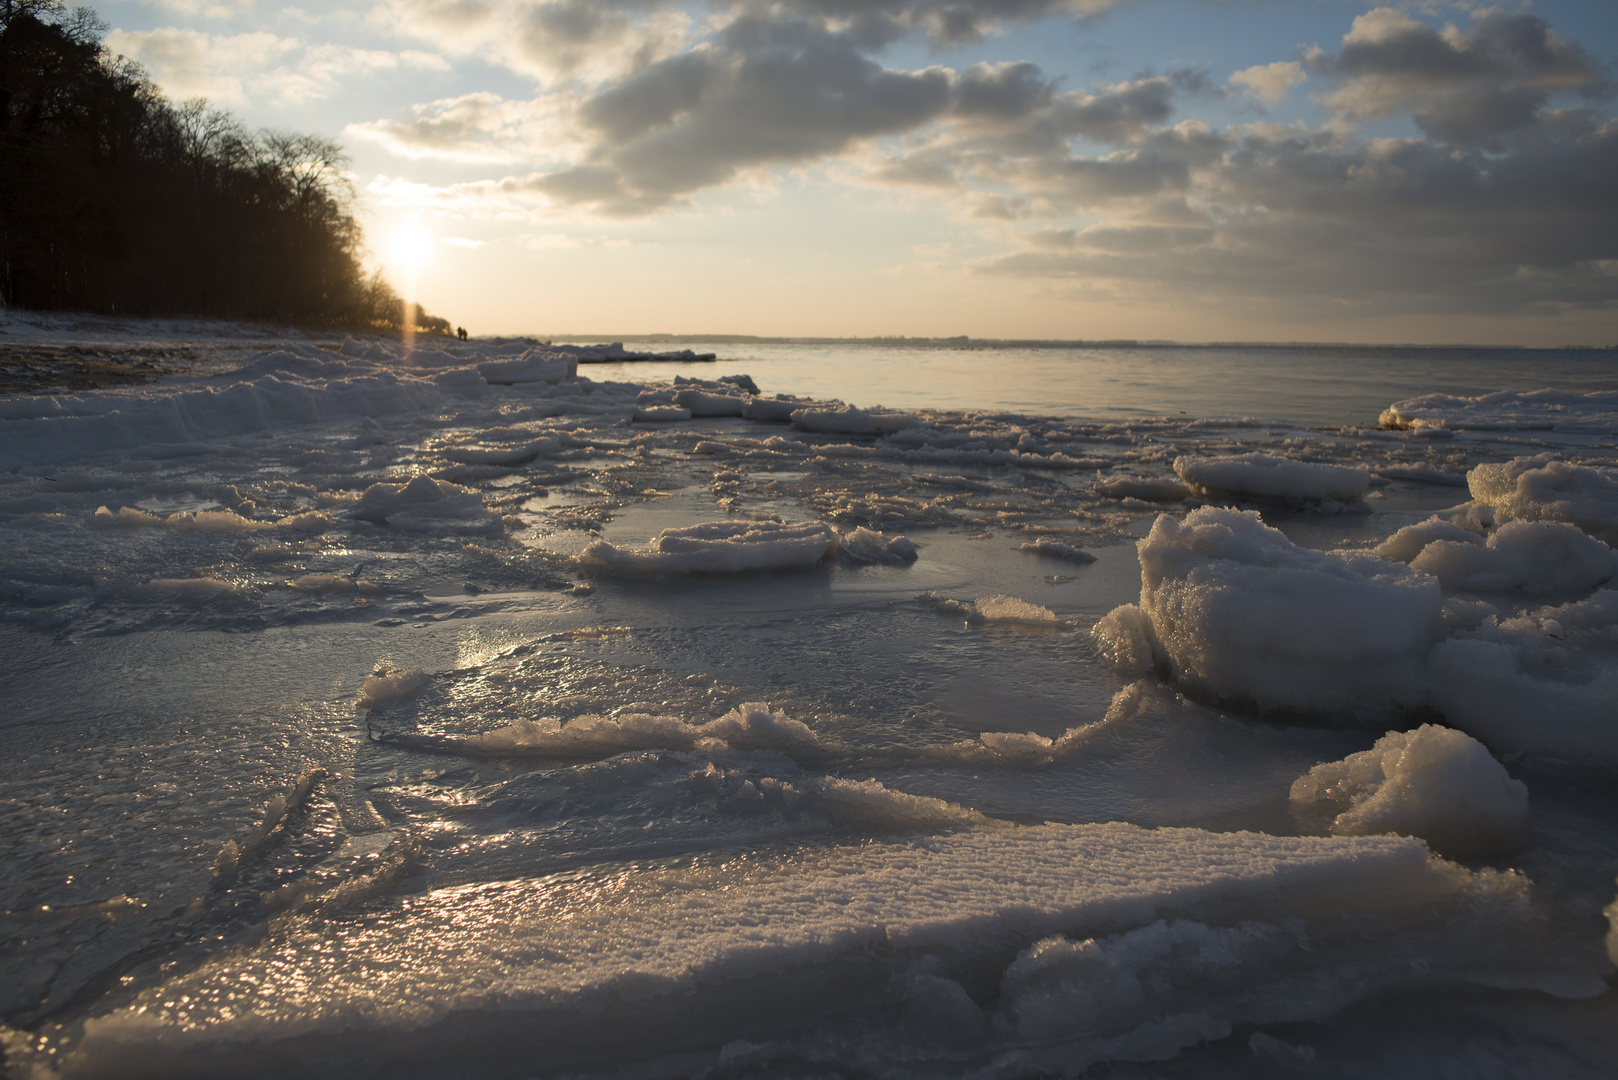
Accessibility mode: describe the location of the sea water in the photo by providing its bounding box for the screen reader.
[0,332,1615,1078]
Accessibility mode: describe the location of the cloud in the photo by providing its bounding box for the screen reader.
[369,0,695,85]
[106,28,449,105]
[1229,61,1304,105]
[977,114,1618,317]
[346,93,566,161]
[371,0,1131,80]
[143,0,256,18]
[466,14,960,214]
[1307,7,1613,147]
[352,3,1616,319]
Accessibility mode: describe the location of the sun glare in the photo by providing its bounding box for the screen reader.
[389,225,435,278]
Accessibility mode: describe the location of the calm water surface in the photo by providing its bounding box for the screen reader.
[587,342,1618,424]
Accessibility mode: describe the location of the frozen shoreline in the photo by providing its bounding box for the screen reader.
[1,317,1615,1078]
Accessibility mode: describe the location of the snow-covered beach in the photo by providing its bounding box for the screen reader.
[2,314,1616,1078]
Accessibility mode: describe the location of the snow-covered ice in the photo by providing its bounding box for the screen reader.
[1174,452,1372,504]
[579,520,838,574]
[1097,508,1442,718]
[1289,724,1531,859]
[1467,454,1618,546]
[1381,389,1618,434]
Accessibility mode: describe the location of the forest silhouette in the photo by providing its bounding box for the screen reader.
[0,0,449,334]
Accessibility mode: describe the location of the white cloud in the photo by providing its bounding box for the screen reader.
[346,93,568,162]
[368,0,695,86]
[1229,61,1304,105]
[106,28,448,106]
[143,0,256,19]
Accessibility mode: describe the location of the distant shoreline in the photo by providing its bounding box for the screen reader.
[3,310,1611,355]
[522,334,1617,352]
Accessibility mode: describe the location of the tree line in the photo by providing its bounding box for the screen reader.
[0,0,448,333]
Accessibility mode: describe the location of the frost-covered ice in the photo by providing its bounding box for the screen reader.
[580,520,838,574]
[1175,452,1372,503]
[1097,508,1442,717]
[1381,389,1618,434]
[790,403,918,435]
[1019,537,1097,563]
[1406,521,1616,597]
[14,824,1603,1079]
[1428,589,1618,764]
[2,324,1616,1077]
[1290,725,1530,859]
[1467,454,1618,545]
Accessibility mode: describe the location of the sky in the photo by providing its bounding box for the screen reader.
[95,0,1618,344]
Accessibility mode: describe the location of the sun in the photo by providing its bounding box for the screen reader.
[388,224,435,278]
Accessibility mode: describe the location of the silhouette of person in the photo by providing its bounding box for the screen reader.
[456,326,468,341]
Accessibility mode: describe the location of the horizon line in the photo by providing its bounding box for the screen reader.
[498,333,1618,351]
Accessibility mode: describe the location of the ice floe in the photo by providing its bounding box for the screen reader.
[44,823,1604,1077]
[791,404,918,436]
[580,520,839,575]
[1098,508,1442,717]
[1018,537,1096,563]
[1428,592,1618,764]
[1290,724,1530,859]
[1174,452,1372,504]
[1380,389,1618,434]
[1467,455,1618,546]
[1406,521,1617,597]
[416,702,822,759]
[351,475,499,531]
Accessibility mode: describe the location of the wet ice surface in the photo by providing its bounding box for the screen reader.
[1,328,1617,1078]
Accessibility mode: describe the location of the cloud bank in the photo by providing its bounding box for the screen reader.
[352,1,1616,320]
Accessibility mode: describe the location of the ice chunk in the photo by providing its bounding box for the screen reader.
[352,475,498,529]
[672,389,745,416]
[1408,521,1617,596]
[1110,508,1443,717]
[91,505,162,528]
[1091,604,1155,675]
[1373,517,1484,563]
[441,437,559,466]
[1429,638,1618,764]
[1174,453,1371,503]
[1019,538,1097,563]
[476,352,576,384]
[89,505,276,533]
[1467,455,1618,546]
[458,702,820,758]
[632,405,691,422]
[700,701,820,752]
[810,777,996,831]
[838,526,918,563]
[975,594,1058,624]
[165,510,274,533]
[579,520,837,575]
[357,667,429,711]
[920,592,1061,627]
[791,404,917,436]
[1289,725,1530,859]
[933,682,1149,766]
[1380,389,1618,434]
[1093,476,1194,501]
[741,395,807,422]
[432,367,489,397]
